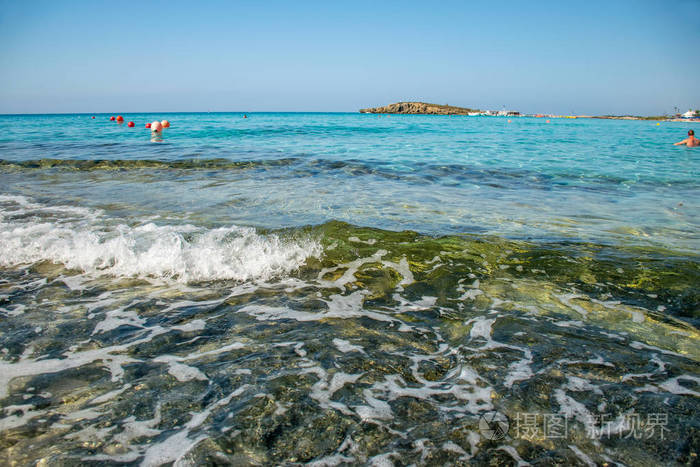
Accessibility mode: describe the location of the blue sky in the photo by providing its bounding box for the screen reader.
[1,0,698,115]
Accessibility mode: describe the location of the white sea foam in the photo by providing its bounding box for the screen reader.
[64,407,104,421]
[0,194,99,218]
[139,385,250,467]
[91,406,164,463]
[553,388,633,438]
[497,445,530,466]
[92,307,146,334]
[554,293,589,317]
[553,389,596,434]
[240,290,398,325]
[629,341,685,357]
[0,196,321,283]
[364,370,493,416]
[568,445,595,467]
[441,441,470,460]
[171,319,207,332]
[307,367,363,413]
[0,404,45,431]
[367,452,397,467]
[467,317,495,340]
[0,324,172,399]
[333,338,366,354]
[165,361,208,382]
[348,236,376,245]
[307,453,356,466]
[564,376,603,395]
[317,250,388,289]
[391,294,437,312]
[354,390,394,421]
[504,351,534,388]
[658,375,700,397]
[553,320,584,328]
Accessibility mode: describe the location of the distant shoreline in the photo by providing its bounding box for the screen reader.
[590,116,700,122]
[359,101,700,122]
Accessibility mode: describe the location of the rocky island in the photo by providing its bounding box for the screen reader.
[359,102,480,115]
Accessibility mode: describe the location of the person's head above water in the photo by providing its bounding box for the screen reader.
[674,129,699,146]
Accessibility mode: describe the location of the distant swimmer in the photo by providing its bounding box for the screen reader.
[150,121,164,142]
[674,129,700,147]
[151,121,163,133]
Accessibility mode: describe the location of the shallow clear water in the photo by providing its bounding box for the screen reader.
[0,113,698,465]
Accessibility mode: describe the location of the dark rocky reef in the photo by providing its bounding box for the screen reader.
[359,101,479,115]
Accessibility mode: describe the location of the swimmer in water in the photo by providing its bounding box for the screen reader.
[150,121,164,142]
[674,129,700,147]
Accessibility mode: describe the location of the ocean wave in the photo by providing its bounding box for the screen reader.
[0,195,321,283]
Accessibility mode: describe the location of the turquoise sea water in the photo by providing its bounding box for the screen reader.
[1,113,698,250]
[0,113,698,465]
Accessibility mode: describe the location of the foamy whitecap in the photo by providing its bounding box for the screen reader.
[0,196,322,283]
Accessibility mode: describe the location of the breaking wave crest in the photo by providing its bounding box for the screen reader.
[0,195,321,283]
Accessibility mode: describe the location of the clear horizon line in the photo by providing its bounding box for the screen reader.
[0,111,363,116]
